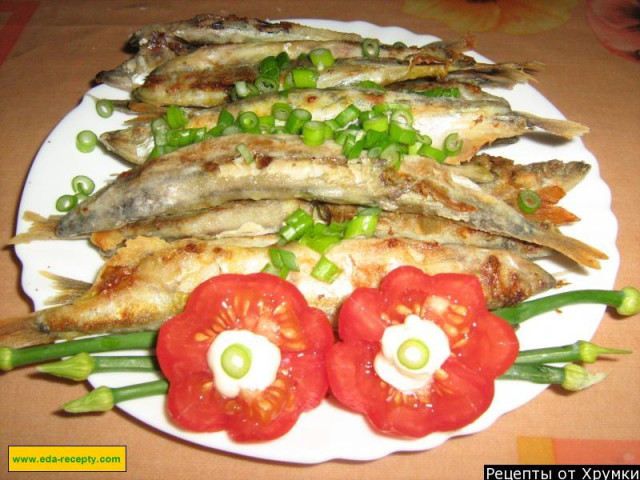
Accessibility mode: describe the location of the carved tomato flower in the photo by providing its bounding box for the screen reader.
[403,0,578,35]
[156,273,334,442]
[326,266,519,437]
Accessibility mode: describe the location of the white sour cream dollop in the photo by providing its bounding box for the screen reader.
[207,329,281,398]
[374,314,451,391]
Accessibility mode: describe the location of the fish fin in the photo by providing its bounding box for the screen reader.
[519,112,590,139]
[6,211,61,245]
[534,230,608,269]
[39,271,92,306]
[0,313,57,348]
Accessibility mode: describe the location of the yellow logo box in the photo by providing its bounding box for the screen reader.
[8,445,126,472]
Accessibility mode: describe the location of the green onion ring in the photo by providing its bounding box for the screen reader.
[518,190,542,214]
[75,130,98,153]
[71,175,95,195]
[361,38,380,58]
[95,99,114,118]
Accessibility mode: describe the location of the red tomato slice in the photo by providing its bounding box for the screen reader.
[328,266,519,437]
[156,273,334,442]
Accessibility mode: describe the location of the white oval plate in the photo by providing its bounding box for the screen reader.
[14,20,619,464]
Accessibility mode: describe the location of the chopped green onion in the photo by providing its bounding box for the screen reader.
[221,344,252,379]
[236,143,254,164]
[217,109,235,127]
[358,80,385,91]
[291,68,318,88]
[167,129,192,147]
[255,75,279,93]
[234,80,252,99]
[418,144,447,163]
[55,194,77,212]
[259,55,280,79]
[285,108,312,134]
[95,99,114,118]
[309,48,335,70]
[276,51,291,70]
[279,208,314,242]
[237,111,260,132]
[397,338,430,370]
[269,248,300,272]
[344,207,381,238]
[389,121,417,145]
[362,114,389,133]
[151,117,169,134]
[518,190,542,214]
[443,132,463,155]
[390,109,413,126]
[165,105,188,129]
[299,233,342,254]
[311,256,342,283]
[361,38,380,58]
[335,104,361,127]
[222,124,242,136]
[272,102,293,121]
[71,175,95,195]
[302,120,326,146]
[380,143,404,168]
[75,130,98,153]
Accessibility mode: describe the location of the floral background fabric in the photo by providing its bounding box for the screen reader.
[403,0,640,63]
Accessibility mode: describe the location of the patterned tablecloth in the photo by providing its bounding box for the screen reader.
[0,1,638,478]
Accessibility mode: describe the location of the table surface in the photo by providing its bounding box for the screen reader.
[0,1,638,478]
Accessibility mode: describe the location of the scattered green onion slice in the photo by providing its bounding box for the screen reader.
[259,56,279,79]
[361,38,380,58]
[362,114,389,133]
[255,75,279,93]
[397,338,430,370]
[291,68,318,88]
[217,109,235,127]
[389,121,417,145]
[344,208,380,238]
[443,132,463,155]
[165,105,189,129]
[272,102,293,121]
[302,120,326,146]
[55,194,77,212]
[335,104,361,127]
[237,111,260,132]
[268,247,300,272]
[285,108,312,134]
[71,175,95,195]
[311,256,342,283]
[393,41,408,48]
[236,143,254,164]
[418,144,447,163]
[95,99,114,118]
[309,48,335,70]
[518,190,542,214]
[279,209,314,242]
[276,51,291,70]
[220,343,252,379]
[358,80,385,91]
[75,130,97,153]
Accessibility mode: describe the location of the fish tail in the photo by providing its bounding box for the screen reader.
[519,112,590,139]
[6,212,61,245]
[0,313,56,348]
[40,271,92,306]
[534,230,608,269]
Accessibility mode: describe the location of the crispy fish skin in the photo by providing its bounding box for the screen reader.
[0,236,556,347]
[56,134,606,268]
[97,14,364,91]
[85,200,551,259]
[129,14,364,48]
[132,40,454,107]
[102,87,587,165]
